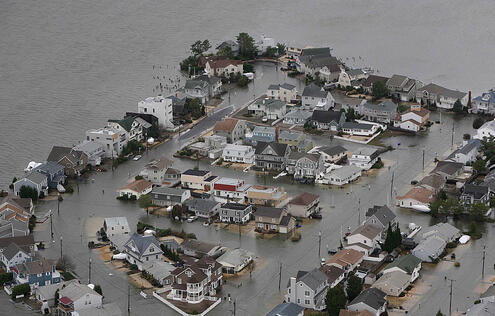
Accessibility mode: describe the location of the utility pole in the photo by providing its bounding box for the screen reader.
[422,148,425,172]
[358,198,361,226]
[88,257,92,284]
[57,194,60,215]
[60,236,63,259]
[233,298,236,316]
[482,245,486,278]
[449,279,454,316]
[278,262,282,291]
[50,210,54,242]
[318,231,322,259]
[451,122,455,147]
[127,284,131,316]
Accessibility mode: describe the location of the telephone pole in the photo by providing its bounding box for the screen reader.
[60,236,63,259]
[422,148,425,172]
[318,231,322,259]
[233,298,236,316]
[482,245,486,278]
[88,257,92,284]
[127,284,131,316]
[50,210,54,241]
[449,278,454,316]
[278,262,282,291]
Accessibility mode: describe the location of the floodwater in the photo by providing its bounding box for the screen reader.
[1,0,495,315]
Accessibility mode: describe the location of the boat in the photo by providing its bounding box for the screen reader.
[57,184,66,193]
[24,161,42,172]
[411,204,430,213]
[459,235,470,244]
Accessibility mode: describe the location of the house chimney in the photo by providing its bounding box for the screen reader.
[275,127,279,141]
[467,91,472,108]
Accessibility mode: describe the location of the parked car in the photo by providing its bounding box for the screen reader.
[187,216,198,223]
[133,155,142,161]
[261,116,268,123]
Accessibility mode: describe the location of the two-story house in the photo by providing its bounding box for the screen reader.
[123,233,163,270]
[85,127,128,158]
[151,187,191,206]
[285,152,324,179]
[288,192,320,218]
[57,282,102,316]
[393,104,430,132]
[103,217,130,237]
[0,242,32,271]
[140,157,174,185]
[221,144,255,164]
[117,179,152,199]
[310,110,345,131]
[219,203,253,224]
[246,126,278,146]
[33,162,66,189]
[181,169,217,192]
[338,69,367,87]
[346,288,387,316]
[471,89,495,114]
[254,206,295,234]
[107,116,146,142]
[254,142,290,171]
[302,83,335,111]
[364,205,397,231]
[382,254,422,283]
[283,109,312,126]
[445,139,481,164]
[185,198,221,220]
[349,147,380,170]
[346,224,382,255]
[213,177,251,201]
[137,95,174,129]
[213,118,248,143]
[416,83,468,109]
[205,59,243,78]
[184,79,209,104]
[246,185,288,207]
[73,141,105,166]
[13,257,61,288]
[47,146,88,176]
[386,74,421,102]
[285,268,329,311]
[13,172,48,198]
[247,98,287,120]
[267,83,297,102]
[460,183,491,206]
[360,100,397,124]
[316,145,348,163]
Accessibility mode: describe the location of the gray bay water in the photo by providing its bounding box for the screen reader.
[1,0,495,187]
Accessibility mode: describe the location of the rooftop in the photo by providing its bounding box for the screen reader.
[118,179,152,193]
[396,186,435,204]
[385,254,421,274]
[182,169,210,177]
[255,206,284,219]
[311,110,344,124]
[289,192,319,206]
[348,288,387,310]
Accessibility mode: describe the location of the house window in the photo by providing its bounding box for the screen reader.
[305,290,310,296]
[305,299,310,305]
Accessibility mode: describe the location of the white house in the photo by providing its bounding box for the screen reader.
[319,165,362,186]
[205,59,243,77]
[103,217,130,237]
[107,117,146,142]
[301,83,334,111]
[222,144,255,164]
[445,139,482,164]
[382,254,422,283]
[137,95,174,129]
[396,186,435,209]
[347,288,387,316]
[285,268,329,311]
[213,178,251,200]
[85,127,128,158]
[342,122,379,137]
[117,179,152,199]
[140,157,174,185]
[475,120,495,140]
[346,224,382,254]
[283,109,312,126]
[338,69,367,87]
[123,233,163,271]
[471,89,495,114]
[416,83,468,109]
[248,98,287,120]
[267,83,297,102]
[216,248,254,274]
[316,145,347,163]
[0,243,32,271]
[349,147,380,170]
[184,79,209,104]
[58,282,102,313]
[73,141,105,166]
[393,105,430,132]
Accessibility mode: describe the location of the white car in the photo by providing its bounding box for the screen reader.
[261,117,268,123]
[187,216,197,223]
[133,155,142,161]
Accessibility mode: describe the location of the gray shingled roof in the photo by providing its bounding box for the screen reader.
[432,161,464,176]
[418,83,467,99]
[185,198,220,213]
[3,242,27,261]
[366,205,396,227]
[343,122,374,131]
[266,302,304,316]
[124,233,161,257]
[255,141,288,156]
[255,206,284,219]
[25,172,47,185]
[319,145,347,156]
[349,288,387,310]
[311,110,343,124]
[302,83,327,98]
[297,268,328,291]
[33,161,64,175]
[152,186,188,196]
[364,100,397,112]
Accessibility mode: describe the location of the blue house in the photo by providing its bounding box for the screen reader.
[33,162,66,189]
[246,126,277,146]
[13,172,49,198]
[13,257,61,288]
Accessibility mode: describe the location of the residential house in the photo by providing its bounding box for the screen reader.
[416,83,468,109]
[57,282,102,315]
[342,122,378,136]
[334,95,367,112]
[0,242,32,271]
[393,104,430,132]
[396,186,435,209]
[338,69,367,87]
[460,183,491,205]
[349,147,379,170]
[13,172,48,198]
[471,89,495,114]
[361,100,397,124]
[361,75,389,94]
[219,203,253,224]
[310,110,345,131]
[285,268,329,311]
[302,83,335,111]
[283,109,312,126]
[108,234,129,253]
[266,303,304,316]
[123,233,163,270]
[117,179,152,199]
[140,157,174,185]
[125,111,159,127]
[165,256,222,304]
[137,95,174,129]
[246,126,278,146]
[319,165,362,186]
[13,257,60,288]
[184,78,209,104]
[213,118,248,143]
[278,130,305,148]
[386,74,421,102]
[213,178,251,201]
[246,185,288,207]
[296,48,341,79]
[382,254,422,283]
[418,222,461,244]
[286,152,324,179]
[346,288,387,316]
[69,303,122,316]
[35,281,73,311]
[185,198,221,219]
[431,160,464,180]
[181,169,217,192]
[217,248,254,274]
[296,138,314,153]
[205,58,243,77]
[221,144,255,164]
[364,205,397,231]
[0,201,30,237]
[411,236,446,262]
[179,240,223,259]
[445,139,481,164]
[103,217,130,237]
[480,284,495,303]
[145,261,175,287]
[85,127,127,158]
[33,162,66,189]
[372,271,411,297]
[288,192,320,218]
[346,224,382,255]
[257,34,276,53]
[151,187,191,207]
[475,119,495,140]
[267,83,297,102]
[47,146,89,177]
[73,141,105,166]
[254,206,296,234]
[465,300,495,316]
[317,145,347,163]
[254,141,290,171]
[319,265,345,288]
[339,310,374,316]
[0,236,36,257]
[418,174,446,194]
[107,116,145,142]
[216,40,239,56]
[319,63,343,83]
[1,196,33,215]
[325,249,364,274]
[204,135,228,159]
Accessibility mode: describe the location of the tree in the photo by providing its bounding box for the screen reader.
[453,99,463,113]
[463,133,471,140]
[54,289,60,306]
[473,117,485,129]
[11,283,30,299]
[148,122,160,138]
[190,40,211,56]
[276,43,286,56]
[470,203,488,222]
[138,194,152,215]
[217,46,234,59]
[56,255,75,272]
[186,98,205,120]
[237,75,249,87]
[236,32,256,59]
[171,204,187,220]
[371,81,389,100]
[263,46,278,57]
[436,310,445,316]
[382,223,395,252]
[473,158,486,173]
[0,272,13,285]
[19,185,38,202]
[94,284,103,295]
[346,274,363,302]
[325,285,347,316]
[344,108,361,121]
[9,177,17,190]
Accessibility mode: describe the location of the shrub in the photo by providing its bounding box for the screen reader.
[129,264,138,271]
[454,261,460,267]
[446,242,457,249]
[11,283,30,299]
[135,175,144,180]
[0,272,13,285]
[94,284,102,295]
[290,231,301,242]
[65,185,74,193]
[88,241,95,248]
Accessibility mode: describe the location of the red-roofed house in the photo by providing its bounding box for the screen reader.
[394,104,430,132]
[205,59,243,78]
[287,192,320,218]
